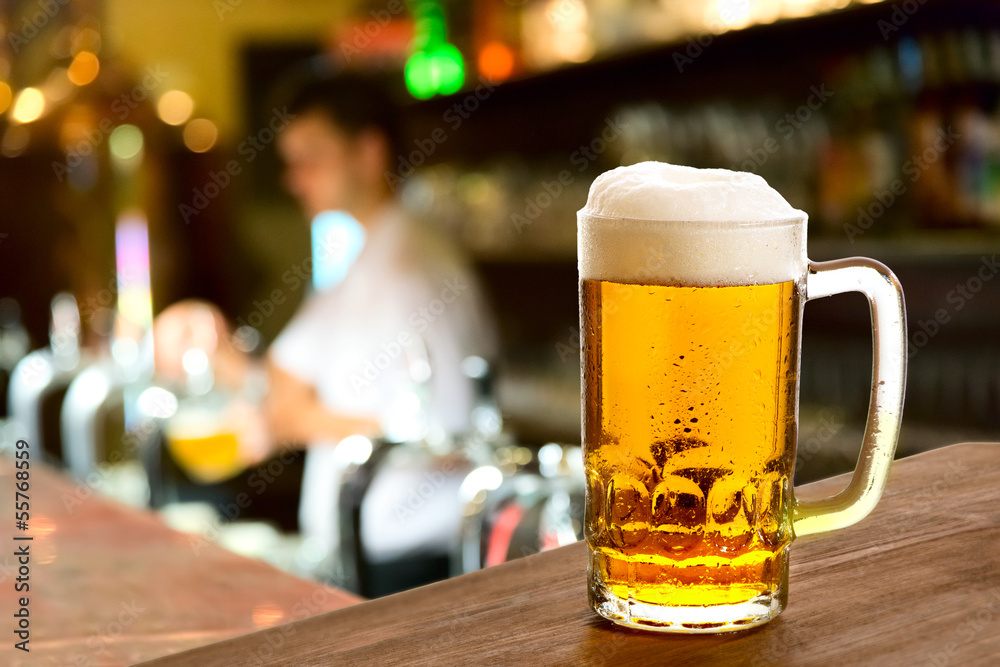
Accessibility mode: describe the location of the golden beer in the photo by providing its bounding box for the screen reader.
[166,418,243,484]
[579,161,907,634]
[583,278,799,629]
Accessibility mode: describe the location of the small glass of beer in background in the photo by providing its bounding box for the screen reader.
[579,162,906,633]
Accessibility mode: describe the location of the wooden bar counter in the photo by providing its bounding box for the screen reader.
[0,460,360,666]
[140,442,1000,666]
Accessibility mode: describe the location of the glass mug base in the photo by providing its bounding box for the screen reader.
[588,546,789,634]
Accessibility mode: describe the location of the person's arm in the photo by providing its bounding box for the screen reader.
[264,359,380,449]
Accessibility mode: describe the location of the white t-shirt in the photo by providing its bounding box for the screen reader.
[269,204,496,558]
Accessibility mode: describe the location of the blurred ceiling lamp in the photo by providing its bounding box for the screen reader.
[157,90,194,126]
[552,32,594,64]
[10,87,45,124]
[405,0,465,99]
[67,51,100,86]
[547,0,588,32]
[183,118,218,153]
[478,41,515,82]
[782,0,864,18]
[546,0,594,63]
[714,0,753,30]
[747,0,784,26]
[523,0,594,69]
[782,0,822,18]
[0,82,11,115]
[405,45,464,99]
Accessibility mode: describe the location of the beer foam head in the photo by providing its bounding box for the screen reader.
[579,162,807,286]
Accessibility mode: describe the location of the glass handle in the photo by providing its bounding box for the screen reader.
[792,258,907,537]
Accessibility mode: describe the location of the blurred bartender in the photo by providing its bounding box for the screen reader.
[270,70,496,442]
[157,67,496,554]
[270,68,496,554]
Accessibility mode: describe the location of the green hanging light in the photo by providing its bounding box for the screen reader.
[405,0,464,99]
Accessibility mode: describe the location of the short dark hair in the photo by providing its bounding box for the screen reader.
[278,61,403,159]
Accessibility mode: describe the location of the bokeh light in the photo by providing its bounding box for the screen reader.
[0,82,11,115]
[405,52,437,99]
[183,118,218,153]
[44,68,74,103]
[67,51,100,86]
[1,126,29,157]
[109,124,144,161]
[11,88,45,124]
[478,42,515,82]
[59,104,95,149]
[157,90,194,126]
[405,44,465,99]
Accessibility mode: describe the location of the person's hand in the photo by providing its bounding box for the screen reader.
[226,398,273,467]
[153,300,249,391]
[265,360,381,447]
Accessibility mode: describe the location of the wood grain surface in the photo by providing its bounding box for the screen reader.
[0,461,360,666]
[139,442,1000,666]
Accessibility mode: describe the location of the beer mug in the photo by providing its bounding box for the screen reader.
[579,163,906,633]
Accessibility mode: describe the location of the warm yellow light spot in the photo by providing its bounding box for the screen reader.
[67,51,100,86]
[45,68,74,102]
[715,0,753,30]
[59,105,94,148]
[183,118,218,153]
[525,0,594,66]
[157,90,194,126]
[782,0,818,18]
[1,126,29,157]
[546,0,588,31]
[0,82,11,115]
[478,42,515,82]
[11,88,45,124]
